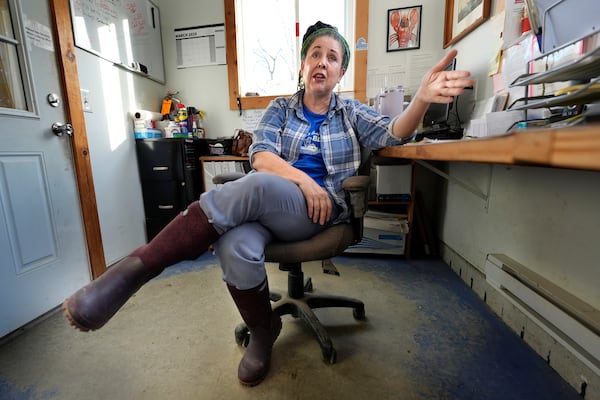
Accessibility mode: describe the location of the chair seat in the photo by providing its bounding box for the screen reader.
[264,223,354,264]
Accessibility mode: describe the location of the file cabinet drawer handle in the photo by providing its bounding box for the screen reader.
[153,166,169,171]
[158,205,174,210]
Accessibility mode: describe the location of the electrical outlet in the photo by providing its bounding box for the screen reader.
[80,88,92,113]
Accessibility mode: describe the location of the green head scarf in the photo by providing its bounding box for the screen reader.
[300,21,351,70]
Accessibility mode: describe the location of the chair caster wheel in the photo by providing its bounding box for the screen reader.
[322,347,337,364]
[234,324,250,347]
[353,305,366,320]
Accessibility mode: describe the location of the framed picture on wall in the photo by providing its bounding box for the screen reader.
[386,6,422,52]
[443,0,491,48]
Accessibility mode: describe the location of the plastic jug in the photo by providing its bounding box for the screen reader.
[374,86,404,118]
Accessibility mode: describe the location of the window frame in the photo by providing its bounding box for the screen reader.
[224,0,369,111]
[0,0,36,116]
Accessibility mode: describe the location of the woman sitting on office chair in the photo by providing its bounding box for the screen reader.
[63,21,473,386]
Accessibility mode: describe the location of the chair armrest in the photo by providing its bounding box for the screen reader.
[342,175,370,218]
[212,172,246,185]
[342,175,370,192]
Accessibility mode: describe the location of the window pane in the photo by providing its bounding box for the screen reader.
[0,41,26,110]
[236,0,297,96]
[0,0,26,111]
[236,0,354,97]
[0,0,15,38]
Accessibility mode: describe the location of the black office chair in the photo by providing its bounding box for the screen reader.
[213,168,370,364]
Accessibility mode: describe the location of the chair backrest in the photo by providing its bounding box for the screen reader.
[357,146,373,176]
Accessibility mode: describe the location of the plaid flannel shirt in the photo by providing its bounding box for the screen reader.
[250,90,412,222]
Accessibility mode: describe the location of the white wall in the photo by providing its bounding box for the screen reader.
[367,0,445,97]
[368,0,600,310]
[157,0,242,138]
[157,0,446,137]
[77,51,166,265]
[440,2,600,310]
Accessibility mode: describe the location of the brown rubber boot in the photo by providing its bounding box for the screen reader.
[63,201,219,331]
[227,280,282,386]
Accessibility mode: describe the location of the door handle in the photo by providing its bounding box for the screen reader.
[52,122,74,137]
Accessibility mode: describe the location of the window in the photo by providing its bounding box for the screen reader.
[224,0,369,110]
[236,0,353,98]
[0,0,29,111]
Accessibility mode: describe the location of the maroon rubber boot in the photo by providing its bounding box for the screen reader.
[63,201,219,331]
[227,279,282,386]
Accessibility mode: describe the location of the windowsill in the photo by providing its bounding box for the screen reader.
[233,90,362,111]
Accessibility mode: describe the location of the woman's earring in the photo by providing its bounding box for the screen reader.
[297,74,305,90]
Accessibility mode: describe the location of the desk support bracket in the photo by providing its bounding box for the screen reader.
[416,160,492,210]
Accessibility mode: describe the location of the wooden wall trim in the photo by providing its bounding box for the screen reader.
[50,0,106,279]
[354,0,369,103]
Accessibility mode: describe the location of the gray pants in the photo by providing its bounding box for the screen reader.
[199,172,336,290]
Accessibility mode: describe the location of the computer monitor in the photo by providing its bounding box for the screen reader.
[422,58,456,129]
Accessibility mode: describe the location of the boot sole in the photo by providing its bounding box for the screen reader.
[62,298,93,332]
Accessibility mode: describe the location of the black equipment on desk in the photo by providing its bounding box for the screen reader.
[422,58,457,129]
[414,126,463,142]
[415,58,463,142]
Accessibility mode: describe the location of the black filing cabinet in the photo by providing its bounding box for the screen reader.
[135,138,203,240]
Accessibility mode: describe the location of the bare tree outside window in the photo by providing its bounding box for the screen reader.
[235,0,353,97]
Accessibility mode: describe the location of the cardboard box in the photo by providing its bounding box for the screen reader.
[346,211,408,255]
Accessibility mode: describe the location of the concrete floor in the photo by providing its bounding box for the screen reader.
[0,254,581,400]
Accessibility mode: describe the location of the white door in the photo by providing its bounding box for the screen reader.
[0,0,91,337]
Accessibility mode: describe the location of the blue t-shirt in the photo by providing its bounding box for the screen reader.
[293,105,328,186]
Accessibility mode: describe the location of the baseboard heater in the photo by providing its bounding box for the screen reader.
[485,254,600,375]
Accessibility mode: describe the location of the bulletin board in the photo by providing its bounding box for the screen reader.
[69,0,165,83]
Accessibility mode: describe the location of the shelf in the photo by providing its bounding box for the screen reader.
[509,79,600,110]
[510,47,600,87]
[376,124,600,171]
[508,46,600,111]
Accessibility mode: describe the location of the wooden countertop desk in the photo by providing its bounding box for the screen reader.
[376,124,600,172]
